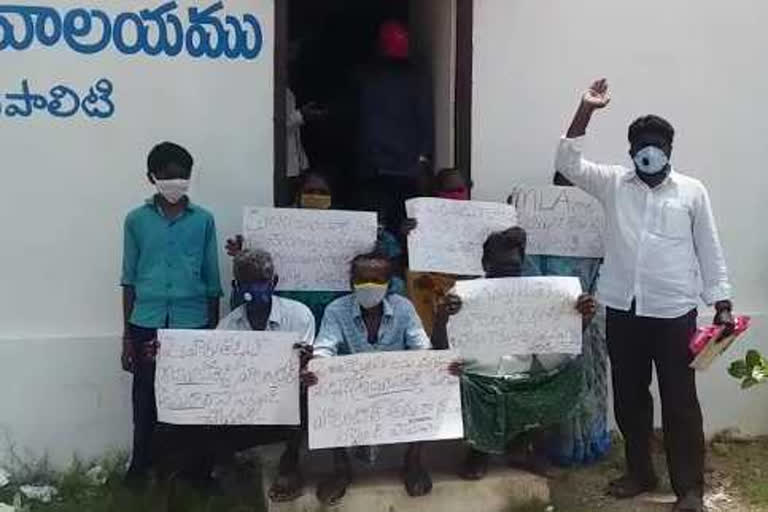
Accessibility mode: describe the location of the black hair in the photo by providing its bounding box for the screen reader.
[628,115,675,147]
[553,172,573,187]
[482,227,527,260]
[147,142,194,175]
[297,168,333,192]
[350,250,393,278]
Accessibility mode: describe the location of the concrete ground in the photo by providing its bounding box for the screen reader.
[259,441,549,512]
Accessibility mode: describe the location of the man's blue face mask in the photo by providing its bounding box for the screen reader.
[237,281,273,307]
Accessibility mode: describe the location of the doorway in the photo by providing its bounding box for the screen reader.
[273,0,473,207]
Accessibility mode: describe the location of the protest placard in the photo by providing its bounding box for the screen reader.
[243,208,378,291]
[507,186,605,257]
[448,277,583,367]
[308,350,463,450]
[156,329,300,426]
[406,198,518,275]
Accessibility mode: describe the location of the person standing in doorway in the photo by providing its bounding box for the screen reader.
[555,79,735,512]
[285,39,329,205]
[355,20,434,232]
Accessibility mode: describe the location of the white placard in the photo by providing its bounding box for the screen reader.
[243,208,378,291]
[156,330,300,426]
[406,198,518,275]
[507,186,605,258]
[308,351,464,450]
[448,277,583,366]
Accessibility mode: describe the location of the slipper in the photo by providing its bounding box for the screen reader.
[460,449,489,481]
[268,470,304,503]
[402,463,433,497]
[316,470,351,506]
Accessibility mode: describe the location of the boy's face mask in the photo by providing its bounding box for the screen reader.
[153,176,190,204]
[299,193,332,209]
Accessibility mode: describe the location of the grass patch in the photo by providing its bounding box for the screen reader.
[710,436,768,508]
[0,449,265,512]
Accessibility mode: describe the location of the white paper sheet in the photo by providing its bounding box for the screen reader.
[156,330,300,426]
[507,186,605,258]
[308,350,464,450]
[406,198,518,275]
[243,208,378,291]
[448,277,583,368]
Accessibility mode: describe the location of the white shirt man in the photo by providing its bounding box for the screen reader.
[554,79,733,512]
[555,137,731,318]
[216,249,315,502]
[218,294,314,343]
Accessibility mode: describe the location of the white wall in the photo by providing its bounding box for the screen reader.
[0,0,275,466]
[4,0,768,468]
[472,0,768,435]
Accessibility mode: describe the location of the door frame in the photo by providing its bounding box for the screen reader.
[273,0,474,205]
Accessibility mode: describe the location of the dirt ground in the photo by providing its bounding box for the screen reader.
[546,435,768,512]
[3,435,768,512]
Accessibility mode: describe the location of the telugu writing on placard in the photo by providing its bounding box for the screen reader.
[243,208,378,292]
[448,277,583,366]
[308,351,463,450]
[406,198,518,275]
[507,186,605,258]
[156,329,300,426]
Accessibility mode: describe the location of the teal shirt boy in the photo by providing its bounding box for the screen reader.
[121,198,223,328]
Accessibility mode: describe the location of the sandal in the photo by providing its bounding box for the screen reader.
[316,469,351,506]
[403,462,433,497]
[459,448,489,481]
[607,474,659,499]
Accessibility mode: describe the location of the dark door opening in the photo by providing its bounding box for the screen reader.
[274,0,473,207]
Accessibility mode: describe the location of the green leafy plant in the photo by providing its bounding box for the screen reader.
[729,350,768,389]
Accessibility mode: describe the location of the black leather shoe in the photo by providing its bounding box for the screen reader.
[674,492,704,512]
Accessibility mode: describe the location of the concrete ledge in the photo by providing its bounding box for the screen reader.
[259,442,550,512]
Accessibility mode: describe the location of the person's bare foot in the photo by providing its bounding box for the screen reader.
[459,448,489,480]
[316,469,351,506]
[317,450,352,506]
[268,470,303,502]
[403,459,432,497]
[607,474,659,499]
